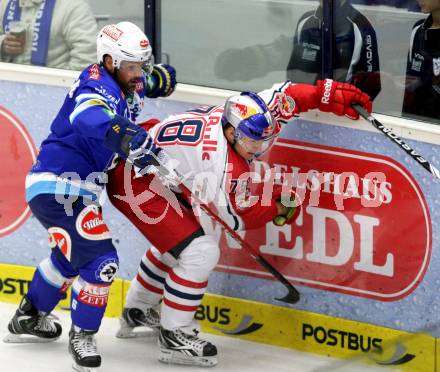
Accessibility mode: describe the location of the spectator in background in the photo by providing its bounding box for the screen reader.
[402,0,440,122]
[0,0,97,70]
[214,33,292,84]
[214,0,381,101]
[287,0,381,100]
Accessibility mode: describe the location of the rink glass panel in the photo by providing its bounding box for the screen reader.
[160,0,436,125]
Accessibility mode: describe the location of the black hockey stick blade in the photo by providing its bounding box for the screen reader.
[255,255,300,304]
[353,104,440,180]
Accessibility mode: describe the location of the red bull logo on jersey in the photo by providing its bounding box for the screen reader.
[214,139,431,301]
[280,94,295,116]
[76,205,111,241]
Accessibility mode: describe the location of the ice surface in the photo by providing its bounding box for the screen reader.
[0,302,391,372]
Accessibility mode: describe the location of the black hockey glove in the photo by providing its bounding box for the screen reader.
[104,114,161,170]
[104,114,180,185]
[145,64,176,98]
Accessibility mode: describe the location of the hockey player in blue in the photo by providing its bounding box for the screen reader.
[3,21,176,372]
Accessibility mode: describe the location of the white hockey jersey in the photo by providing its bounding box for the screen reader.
[143,82,303,231]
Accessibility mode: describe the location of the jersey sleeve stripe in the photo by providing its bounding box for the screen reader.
[69,98,112,124]
[75,93,108,105]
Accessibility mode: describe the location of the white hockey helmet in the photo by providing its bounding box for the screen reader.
[97,21,153,70]
[222,92,280,158]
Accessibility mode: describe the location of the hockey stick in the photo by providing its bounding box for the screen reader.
[353,104,440,180]
[150,159,300,304]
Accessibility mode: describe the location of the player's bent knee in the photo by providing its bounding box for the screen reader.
[38,257,75,291]
[178,235,220,280]
[151,245,177,268]
[26,256,76,312]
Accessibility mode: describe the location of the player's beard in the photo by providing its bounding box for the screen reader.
[121,79,139,95]
[126,78,139,93]
[114,70,138,95]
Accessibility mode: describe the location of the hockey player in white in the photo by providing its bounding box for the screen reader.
[107,79,372,367]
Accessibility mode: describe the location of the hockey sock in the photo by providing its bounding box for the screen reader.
[126,247,175,310]
[161,235,219,329]
[71,251,118,331]
[161,268,208,329]
[71,278,111,330]
[27,256,75,313]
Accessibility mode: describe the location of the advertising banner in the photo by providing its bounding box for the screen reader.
[214,138,431,301]
[0,106,37,237]
[1,262,434,371]
[197,293,435,372]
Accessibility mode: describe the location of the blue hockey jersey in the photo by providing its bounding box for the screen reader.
[26,63,146,202]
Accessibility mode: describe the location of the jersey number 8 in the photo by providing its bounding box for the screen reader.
[156,119,203,146]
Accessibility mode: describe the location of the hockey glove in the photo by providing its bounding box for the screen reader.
[138,149,182,188]
[315,79,372,119]
[145,64,176,98]
[273,190,301,227]
[104,114,161,170]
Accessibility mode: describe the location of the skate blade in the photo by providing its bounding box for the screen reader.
[3,333,59,344]
[72,362,100,372]
[159,348,217,367]
[115,325,158,339]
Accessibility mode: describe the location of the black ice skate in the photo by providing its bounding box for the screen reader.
[69,325,101,372]
[158,327,217,367]
[115,307,160,338]
[3,295,62,343]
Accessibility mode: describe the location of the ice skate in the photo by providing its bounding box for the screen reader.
[115,307,160,338]
[3,295,62,343]
[158,326,217,367]
[69,325,101,372]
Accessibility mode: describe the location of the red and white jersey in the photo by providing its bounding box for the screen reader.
[144,82,306,231]
[147,105,227,195]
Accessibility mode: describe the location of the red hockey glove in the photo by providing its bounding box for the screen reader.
[316,79,372,119]
[273,190,302,227]
[283,83,321,114]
